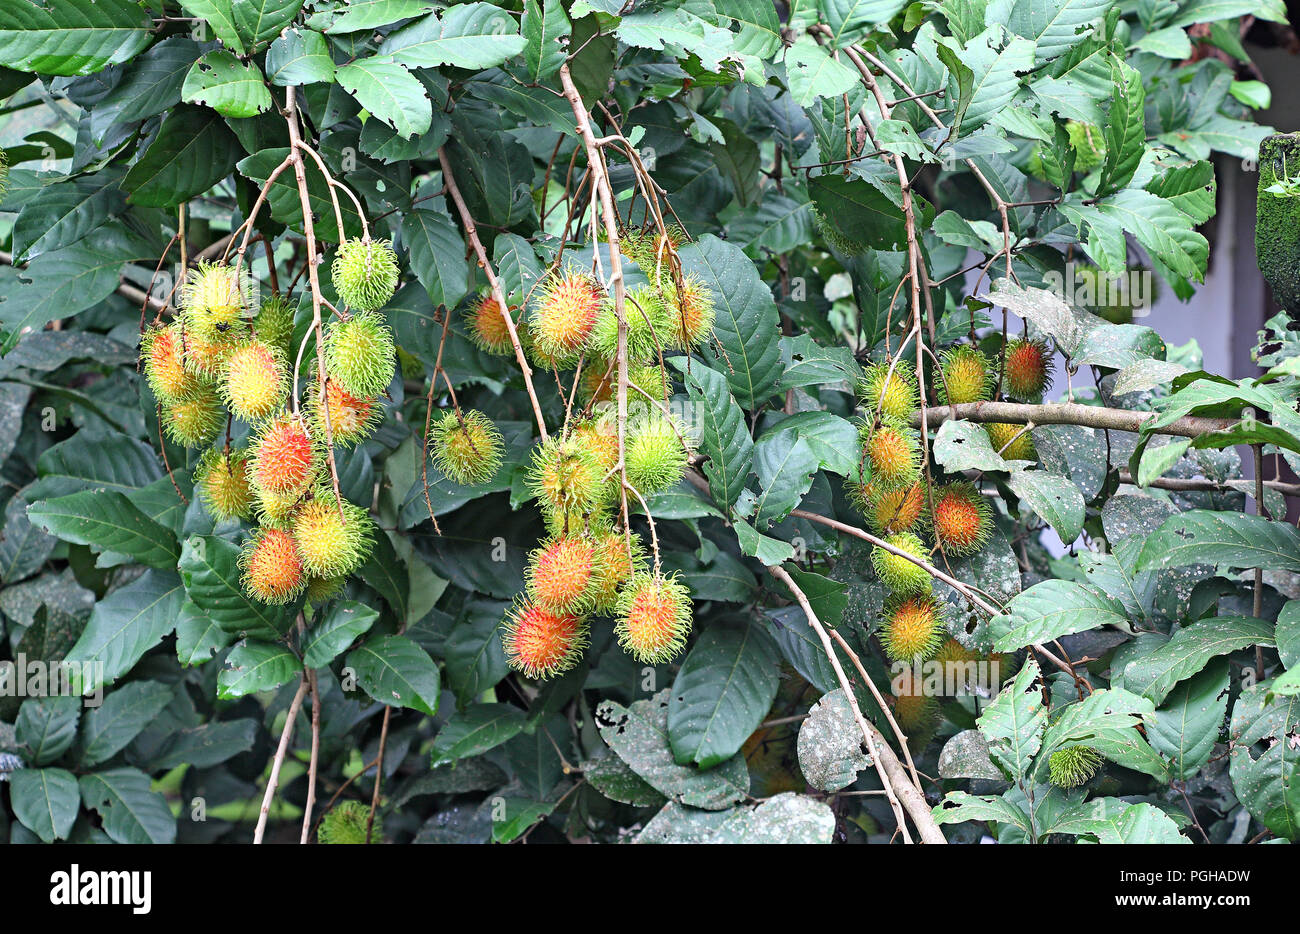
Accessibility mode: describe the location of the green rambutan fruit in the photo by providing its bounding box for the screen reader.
[324,312,396,397]
[814,208,867,255]
[250,413,317,497]
[871,531,932,596]
[465,293,516,356]
[928,482,992,556]
[181,261,253,341]
[857,363,918,419]
[527,435,610,523]
[319,800,379,844]
[253,293,296,359]
[291,491,374,578]
[938,345,995,405]
[984,422,1036,461]
[311,378,382,447]
[526,534,608,614]
[502,599,588,680]
[861,417,920,490]
[239,526,305,604]
[305,574,345,604]
[881,592,945,662]
[664,274,715,350]
[1002,337,1053,401]
[196,448,254,521]
[162,383,224,448]
[331,238,399,312]
[1048,745,1103,788]
[614,571,693,664]
[429,410,504,486]
[590,285,671,362]
[532,271,603,357]
[141,324,197,403]
[624,415,688,495]
[221,338,287,422]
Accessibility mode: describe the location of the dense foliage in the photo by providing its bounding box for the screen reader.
[0,0,1297,845]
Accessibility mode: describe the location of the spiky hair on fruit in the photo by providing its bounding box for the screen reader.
[571,416,620,475]
[331,238,399,312]
[891,669,940,733]
[254,293,296,358]
[251,414,317,497]
[527,435,610,523]
[614,571,693,664]
[181,261,253,340]
[311,378,382,447]
[665,274,715,350]
[589,529,646,613]
[502,600,588,680]
[162,384,224,448]
[849,479,924,535]
[254,484,305,528]
[871,532,932,596]
[221,339,286,422]
[526,534,608,614]
[324,312,396,398]
[1048,745,1104,788]
[465,293,516,356]
[881,592,945,662]
[590,284,671,362]
[318,800,378,844]
[196,448,253,521]
[291,492,374,578]
[938,345,995,405]
[860,417,920,490]
[305,574,345,605]
[429,410,504,487]
[814,208,867,255]
[625,415,688,495]
[182,330,243,380]
[531,271,603,357]
[1002,337,1053,401]
[141,324,195,403]
[240,526,305,604]
[984,422,1036,462]
[857,363,918,420]
[928,482,992,556]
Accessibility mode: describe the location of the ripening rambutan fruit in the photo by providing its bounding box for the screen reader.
[251,414,316,497]
[182,330,243,380]
[938,345,995,405]
[532,271,603,357]
[590,285,671,362]
[305,574,345,604]
[527,435,610,522]
[196,448,253,521]
[881,592,944,662]
[222,339,286,422]
[318,800,379,844]
[614,571,692,664]
[429,410,504,486]
[625,416,687,495]
[857,363,918,419]
[162,384,224,447]
[324,312,396,397]
[253,293,296,358]
[291,492,374,578]
[331,238,399,312]
[928,482,991,556]
[465,293,515,356]
[240,526,305,604]
[181,261,252,341]
[502,600,587,680]
[984,422,1036,461]
[861,417,919,490]
[932,637,977,668]
[589,529,645,613]
[892,670,940,733]
[254,485,304,528]
[850,479,924,535]
[311,379,381,447]
[665,274,715,350]
[871,531,932,596]
[1002,337,1053,401]
[572,417,620,475]
[1048,745,1103,788]
[141,324,195,403]
[526,534,607,613]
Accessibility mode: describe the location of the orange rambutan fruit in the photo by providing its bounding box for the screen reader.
[891,668,940,733]
[251,414,316,496]
[1002,337,1053,401]
[502,600,588,680]
[614,571,692,664]
[881,593,945,662]
[848,478,924,535]
[465,293,516,356]
[312,378,381,447]
[141,324,194,403]
[532,271,603,357]
[239,526,305,604]
[589,530,645,613]
[182,330,243,380]
[861,417,919,489]
[526,534,606,613]
[929,482,991,556]
[665,274,715,349]
[222,339,286,422]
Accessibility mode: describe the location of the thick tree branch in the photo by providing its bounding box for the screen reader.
[914,400,1235,439]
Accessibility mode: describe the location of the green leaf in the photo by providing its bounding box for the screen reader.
[64,570,184,693]
[1229,685,1300,839]
[615,6,735,71]
[28,490,179,570]
[347,634,440,715]
[978,657,1047,780]
[798,689,871,791]
[954,27,1036,131]
[1034,687,1167,782]
[13,176,126,263]
[933,790,1032,832]
[178,535,298,642]
[217,641,301,698]
[667,620,780,768]
[521,0,569,82]
[401,207,469,310]
[1007,469,1086,543]
[1095,62,1146,199]
[237,146,364,241]
[1007,0,1113,62]
[335,57,431,140]
[714,0,782,57]
[1123,616,1274,704]
[0,0,153,76]
[934,418,1034,473]
[1147,659,1230,780]
[325,0,435,33]
[669,358,753,513]
[79,767,176,844]
[179,0,245,55]
[302,600,379,669]
[443,600,510,707]
[16,696,81,765]
[27,429,160,502]
[122,106,241,208]
[379,3,526,69]
[808,174,909,252]
[751,433,819,528]
[182,50,273,118]
[232,0,304,50]
[78,681,174,767]
[1168,0,1287,26]
[430,703,526,765]
[9,768,79,843]
[1137,510,1300,574]
[1060,189,1209,282]
[783,35,858,106]
[1278,600,1300,670]
[582,753,666,806]
[265,27,335,86]
[820,0,909,47]
[989,580,1129,652]
[1068,801,1190,843]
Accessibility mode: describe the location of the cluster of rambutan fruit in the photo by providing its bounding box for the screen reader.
[851,336,1050,730]
[430,225,717,681]
[140,238,401,605]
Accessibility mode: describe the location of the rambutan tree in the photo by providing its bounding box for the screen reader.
[0,0,1296,846]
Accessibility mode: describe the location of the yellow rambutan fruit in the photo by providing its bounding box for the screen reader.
[240,526,305,604]
[182,330,244,380]
[465,293,516,356]
[254,485,305,528]
[665,274,715,350]
[871,531,932,596]
[502,600,588,680]
[311,378,382,447]
[589,529,645,613]
[571,416,620,475]
[857,363,918,419]
[181,261,252,341]
[291,492,374,578]
[984,422,1036,461]
[141,324,195,403]
[849,479,924,535]
[861,417,919,490]
[196,448,253,521]
[250,414,317,497]
[527,435,610,523]
[305,575,345,604]
[162,383,224,448]
[881,592,944,662]
[929,482,991,556]
[222,339,286,422]
[532,271,603,357]
[1002,337,1053,401]
[938,345,995,405]
[429,410,504,486]
[526,534,607,613]
[614,571,692,664]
